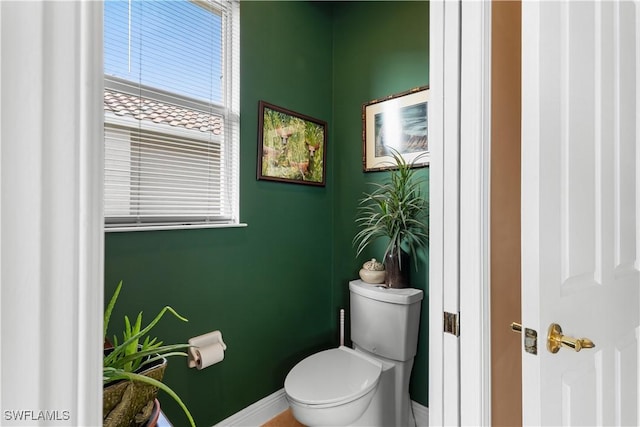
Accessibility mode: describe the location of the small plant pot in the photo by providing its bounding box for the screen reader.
[103,355,167,427]
[384,248,410,288]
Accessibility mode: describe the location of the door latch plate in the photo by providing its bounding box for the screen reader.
[524,327,537,355]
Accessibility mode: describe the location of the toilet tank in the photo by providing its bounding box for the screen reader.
[349,280,423,362]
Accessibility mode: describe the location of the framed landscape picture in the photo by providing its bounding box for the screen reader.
[257,101,327,186]
[362,86,429,172]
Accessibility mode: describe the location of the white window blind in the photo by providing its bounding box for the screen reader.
[103,0,240,229]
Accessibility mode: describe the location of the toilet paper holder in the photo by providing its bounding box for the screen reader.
[187,330,227,369]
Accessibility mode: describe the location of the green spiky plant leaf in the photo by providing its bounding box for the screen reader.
[103,281,195,427]
[353,149,429,269]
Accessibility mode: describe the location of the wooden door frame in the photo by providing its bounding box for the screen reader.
[429,1,493,425]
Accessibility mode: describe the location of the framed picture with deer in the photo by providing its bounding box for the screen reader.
[257,101,327,186]
[362,86,429,172]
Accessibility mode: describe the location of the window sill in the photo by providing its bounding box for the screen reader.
[105,223,248,233]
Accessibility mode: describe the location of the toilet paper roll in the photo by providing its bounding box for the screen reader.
[194,341,225,370]
[188,330,227,369]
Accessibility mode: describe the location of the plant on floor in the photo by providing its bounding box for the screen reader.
[353,149,429,287]
[103,280,196,427]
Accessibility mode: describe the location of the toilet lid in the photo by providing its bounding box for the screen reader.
[284,347,382,406]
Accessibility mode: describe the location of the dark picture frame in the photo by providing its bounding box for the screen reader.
[362,86,429,172]
[257,101,327,186]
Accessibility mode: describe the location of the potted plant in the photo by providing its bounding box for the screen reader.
[103,281,196,427]
[353,150,429,288]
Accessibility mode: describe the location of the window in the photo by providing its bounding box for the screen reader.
[103,0,240,230]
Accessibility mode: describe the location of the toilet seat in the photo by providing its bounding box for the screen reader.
[284,346,382,408]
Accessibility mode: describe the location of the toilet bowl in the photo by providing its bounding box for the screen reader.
[284,346,382,426]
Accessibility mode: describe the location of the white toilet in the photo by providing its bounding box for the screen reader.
[284,280,423,426]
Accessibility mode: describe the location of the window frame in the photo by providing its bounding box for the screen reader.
[103,0,241,232]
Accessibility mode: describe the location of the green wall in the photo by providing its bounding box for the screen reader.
[104,1,429,425]
[330,0,430,406]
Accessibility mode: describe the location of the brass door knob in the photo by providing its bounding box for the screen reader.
[547,323,595,353]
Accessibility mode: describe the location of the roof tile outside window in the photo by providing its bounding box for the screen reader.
[104,89,223,135]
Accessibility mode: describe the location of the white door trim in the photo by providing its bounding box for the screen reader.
[0,2,104,424]
[459,1,493,426]
[427,0,447,424]
[429,0,493,425]
[428,0,461,425]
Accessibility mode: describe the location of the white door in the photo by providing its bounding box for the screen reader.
[521,1,640,425]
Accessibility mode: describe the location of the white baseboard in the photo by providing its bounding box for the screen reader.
[214,389,288,427]
[411,400,429,427]
[215,388,429,427]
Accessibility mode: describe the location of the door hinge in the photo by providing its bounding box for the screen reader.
[444,311,460,337]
